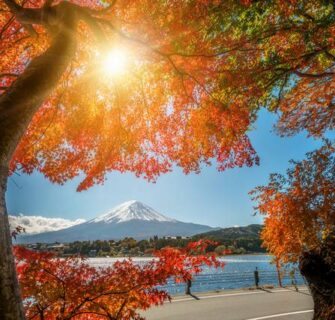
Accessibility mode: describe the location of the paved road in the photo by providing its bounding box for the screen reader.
[142,288,314,320]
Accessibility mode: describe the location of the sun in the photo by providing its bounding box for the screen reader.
[102,48,129,77]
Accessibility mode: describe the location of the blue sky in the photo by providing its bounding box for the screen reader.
[6,110,324,227]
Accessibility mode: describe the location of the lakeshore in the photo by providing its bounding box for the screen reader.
[86,254,305,295]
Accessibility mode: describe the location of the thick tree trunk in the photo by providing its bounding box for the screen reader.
[0,166,25,320]
[299,232,335,320]
[0,5,77,318]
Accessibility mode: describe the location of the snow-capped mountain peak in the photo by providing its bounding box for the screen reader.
[90,200,176,224]
[17,201,216,243]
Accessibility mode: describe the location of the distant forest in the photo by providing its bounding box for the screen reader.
[30,224,266,257]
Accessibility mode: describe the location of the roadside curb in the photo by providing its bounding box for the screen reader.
[168,286,310,303]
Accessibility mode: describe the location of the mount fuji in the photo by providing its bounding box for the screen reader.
[90,200,176,224]
[17,201,215,243]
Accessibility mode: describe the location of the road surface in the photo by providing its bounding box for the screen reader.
[142,288,314,320]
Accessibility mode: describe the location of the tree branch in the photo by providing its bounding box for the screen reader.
[293,70,335,78]
[0,15,15,39]
[115,298,128,320]
[0,73,19,78]
[3,0,21,14]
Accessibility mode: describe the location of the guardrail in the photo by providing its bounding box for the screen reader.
[159,270,306,295]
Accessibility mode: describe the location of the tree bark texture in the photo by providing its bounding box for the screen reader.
[299,232,335,320]
[0,3,77,318]
[0,168,25,320]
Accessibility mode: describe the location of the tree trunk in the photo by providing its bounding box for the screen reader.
[299,232,335,320]
[274,258,283,288]
[0,5,77,318]
[0,166,25,320]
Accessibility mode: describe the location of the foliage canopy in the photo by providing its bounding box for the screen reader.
[15,240,223,319]
[2,0,335,190]
[252,142,335,263]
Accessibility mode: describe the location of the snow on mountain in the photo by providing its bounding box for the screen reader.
[17,200,216,243]
[91,200,176,224]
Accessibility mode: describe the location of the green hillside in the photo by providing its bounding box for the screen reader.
[193,224,265,253]
[195,224,262,240]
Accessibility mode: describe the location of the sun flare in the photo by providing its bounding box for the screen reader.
[103,48,129,77]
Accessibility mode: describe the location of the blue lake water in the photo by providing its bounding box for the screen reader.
[163,254,305,294]
[88,254,305,295]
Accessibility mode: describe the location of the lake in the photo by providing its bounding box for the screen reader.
[87,254,305,295]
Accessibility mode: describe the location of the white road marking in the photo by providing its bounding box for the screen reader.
[246,310,313,320]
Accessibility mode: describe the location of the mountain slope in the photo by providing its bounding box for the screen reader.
[91,200,175,223]
[17,201,214,243]
[194,224,263,241]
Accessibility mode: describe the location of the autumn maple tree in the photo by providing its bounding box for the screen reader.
[252,142,335,319]
[1,0,335,318]
[15,240,223,319]
[0,0,259,317]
